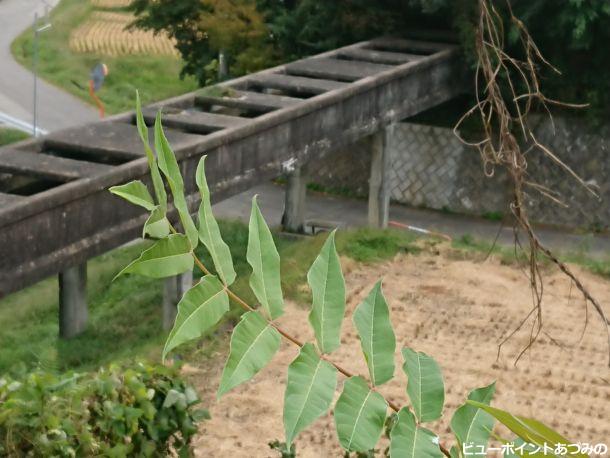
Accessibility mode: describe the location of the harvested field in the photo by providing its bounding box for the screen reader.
[190,243,610,457]
[91,0,132,8]
[69,11,178,57]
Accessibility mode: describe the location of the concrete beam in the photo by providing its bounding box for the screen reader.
[59,263,88,338]
[163,270,193,330]
[282,165,308,233]
[368,127,393,228]
[0,41,463,296]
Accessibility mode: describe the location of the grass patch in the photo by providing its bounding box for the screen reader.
[10,0,197,115]
[452,233,610,278]
[280,227,419,304]
[0,128,29,147]
[0,220,417,373]
[0,240,159,373]
[337,228,419,262]
[482,211,504,222]
[2,221,604,375]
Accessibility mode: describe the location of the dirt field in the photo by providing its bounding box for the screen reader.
[189,244,610,457]
[70,11,179,57]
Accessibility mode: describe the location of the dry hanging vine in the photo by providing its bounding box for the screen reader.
[454,0,610,365]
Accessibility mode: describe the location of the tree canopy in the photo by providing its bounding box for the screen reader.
[130,0,610,119]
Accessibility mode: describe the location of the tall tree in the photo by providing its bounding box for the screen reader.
[130,0,271,85]
[130,0,610,118]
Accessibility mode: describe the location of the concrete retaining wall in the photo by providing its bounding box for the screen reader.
[308,116,609,230]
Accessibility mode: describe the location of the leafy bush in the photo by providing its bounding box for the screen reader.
[0,362,207,457]
[109,97,589,456]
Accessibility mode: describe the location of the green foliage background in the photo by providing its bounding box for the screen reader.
[130,0,610,119]
[0,362,206,456]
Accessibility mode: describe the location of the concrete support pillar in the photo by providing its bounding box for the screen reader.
[368,126,392,229]
[218,50,228,80]
[163,270,193,330]
[282,165,308,233]
[59,263,88,339]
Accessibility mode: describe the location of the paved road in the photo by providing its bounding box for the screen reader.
[0,0,97,133]
[214,183,610,258]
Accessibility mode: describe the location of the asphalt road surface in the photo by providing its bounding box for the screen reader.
[0,0,97,133]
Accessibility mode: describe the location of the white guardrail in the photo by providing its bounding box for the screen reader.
[0,111,47,137]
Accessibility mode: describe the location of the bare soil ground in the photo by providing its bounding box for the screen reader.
[189,243,610,457]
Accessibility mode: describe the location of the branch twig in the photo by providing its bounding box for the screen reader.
[457,0,610,366]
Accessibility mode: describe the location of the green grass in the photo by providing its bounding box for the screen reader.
[10,0,198,115]
[0,128,30,147]
[0,221,418,373]
[482,211,504,222]
[2,221,606,374]
[452,233,610,278]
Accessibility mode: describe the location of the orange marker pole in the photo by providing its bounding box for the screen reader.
[88,79,105,118]
[389,220,452,242]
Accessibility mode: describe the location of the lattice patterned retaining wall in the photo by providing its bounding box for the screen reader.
[308,117,609,230]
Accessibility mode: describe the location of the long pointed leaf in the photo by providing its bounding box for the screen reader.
[402,347,444,423]
[390,408,443,458]
[115,234,193,279]
[218,311,280,398]
[143,206,171,239]
[136,91,167,211]
[467,401,588,458]
[450,382,496,457]
[307,230,346,354]
[353,281,396,386]
[163,275,229,359]
[246,196,284,319]
[109,180,156,211]
[196,156,236,286]
[333,376,387,452]
[283,343,337,447]
[154,111,198,249]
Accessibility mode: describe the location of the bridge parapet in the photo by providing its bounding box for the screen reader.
[0,37,464,335]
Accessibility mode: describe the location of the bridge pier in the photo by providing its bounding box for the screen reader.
[59,263,88,338]
[368,127,392,229]
[163,270,193,330]
[282,165,308,233]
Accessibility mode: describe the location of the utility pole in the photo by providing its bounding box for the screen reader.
[32,3,51,137]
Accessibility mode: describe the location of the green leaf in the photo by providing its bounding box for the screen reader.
[353,281,396,386]
[466,401,587,458]
[109,180,156,211]
[218,311,280,398]
[390,408,443,458]
[450,382,496,457]
[143,206,171,239]
[115,234,193,279]
[136,91,167,211]
[196,156,236,286]
[154,111,198,249]
[333,376,387,452]
[283,343,337,447]
[307,230,346,354]
[246,196,284,319]
[163,275,229,359]
[401,347,444,423]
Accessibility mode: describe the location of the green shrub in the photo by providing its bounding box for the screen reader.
[0,362,208,457]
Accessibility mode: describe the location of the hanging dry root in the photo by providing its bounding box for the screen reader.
[454,0,610,366]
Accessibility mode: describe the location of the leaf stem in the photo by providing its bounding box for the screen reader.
[189,250,452,457]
